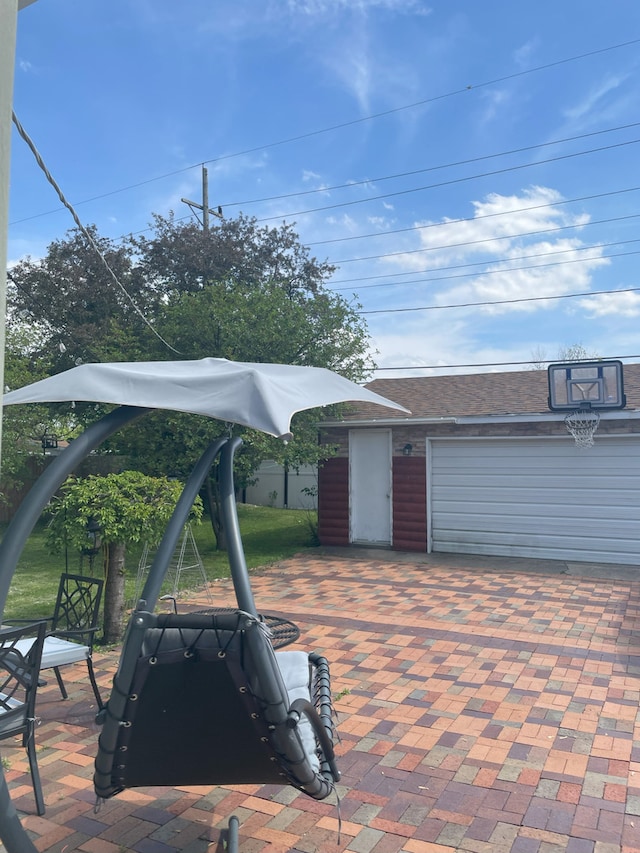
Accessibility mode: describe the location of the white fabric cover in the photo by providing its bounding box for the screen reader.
[15,636,89,669]
[275,650,319,771]
[2,358,409,440]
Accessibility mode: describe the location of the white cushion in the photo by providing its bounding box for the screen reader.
[0,692,23,711]
[0,693,25,736]
[15,636,90,669]
[275,651,319,771]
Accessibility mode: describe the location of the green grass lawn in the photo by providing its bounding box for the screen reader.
[2,504,318,623]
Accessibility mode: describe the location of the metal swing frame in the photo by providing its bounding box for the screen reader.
[0,358,409,852]
[0,408,339,853]
[94,436,339,802]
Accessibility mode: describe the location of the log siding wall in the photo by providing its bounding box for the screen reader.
[317,457,350,546]
[392,456,427,552]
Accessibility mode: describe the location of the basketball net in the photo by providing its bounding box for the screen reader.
[564,408,600,448]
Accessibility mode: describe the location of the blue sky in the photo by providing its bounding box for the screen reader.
[9,0,640,377]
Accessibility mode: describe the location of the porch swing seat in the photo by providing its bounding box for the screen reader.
[92,435,340,850]
[93,609,338,800]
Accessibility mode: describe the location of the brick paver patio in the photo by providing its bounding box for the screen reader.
[2,552,640,852]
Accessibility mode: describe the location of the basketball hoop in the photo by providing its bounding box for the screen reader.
[564,408,600,448]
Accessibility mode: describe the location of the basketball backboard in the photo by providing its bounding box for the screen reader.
[547,360,626,412]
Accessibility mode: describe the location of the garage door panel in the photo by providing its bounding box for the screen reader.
[432,488,640,510]
[433,501,640,521]
[434,511,637,536]
[431,438,640,565]
[435,473,639,489]
[434,539,637,564]
[433,486,640,506]
[438,441,635,459]
[436,527,639,550]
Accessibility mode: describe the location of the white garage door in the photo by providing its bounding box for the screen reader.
[430,437,640,565]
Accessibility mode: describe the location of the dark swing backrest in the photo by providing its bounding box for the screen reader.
[94,610,329,799]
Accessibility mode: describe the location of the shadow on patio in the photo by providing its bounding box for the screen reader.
[3,552,640,853]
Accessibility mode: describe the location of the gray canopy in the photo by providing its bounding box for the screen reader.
[2,358,409,438]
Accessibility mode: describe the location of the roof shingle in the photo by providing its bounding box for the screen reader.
[338,363,640,421]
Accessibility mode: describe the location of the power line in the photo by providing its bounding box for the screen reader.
[255,137,640,224]
[201,38,640,170]
[94,182,640,255]
[333,239,640,292]
[310,186,640,251]
[11,112,181,355]
[9,37,640,227]
[371,354,640,372]
[359,283,640,315]
[328,212,640,267]
[222,121,640,210]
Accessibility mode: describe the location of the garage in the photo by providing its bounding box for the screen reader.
[430,436,640,565]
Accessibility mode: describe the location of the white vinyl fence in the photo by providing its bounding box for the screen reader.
[243,461,317,510]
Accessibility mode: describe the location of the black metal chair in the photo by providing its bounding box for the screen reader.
[93,437,340,852]
[15,574,104,710]
[0,622,47,816]
[47,573,104,708]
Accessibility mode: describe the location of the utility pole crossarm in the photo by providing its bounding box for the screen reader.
[181,165,223,231]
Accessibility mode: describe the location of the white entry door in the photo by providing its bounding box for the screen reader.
[349,430,392,545]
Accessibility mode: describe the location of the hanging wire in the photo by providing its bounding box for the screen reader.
[11,111,181,356]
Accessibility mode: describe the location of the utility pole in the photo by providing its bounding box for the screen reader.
[181,165,223,231]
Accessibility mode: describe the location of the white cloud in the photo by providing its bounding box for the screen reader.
[368,320,543,376]
[513,38,539,69]
[384,186,580,272]
[478,88,511,126]
[563,74,630,122]
[439,249,609,316]
[578,290,640,318]
[285,0,431,16]
[374,186,610,314]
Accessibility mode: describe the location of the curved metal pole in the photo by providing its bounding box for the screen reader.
[0,405,146,617]
[0,404,146,853]
[219,437,257,616]
[139,436,227,611]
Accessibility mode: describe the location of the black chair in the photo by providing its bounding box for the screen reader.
[16,574,104,710]
[93,437,340,852]
[0,622,47,815]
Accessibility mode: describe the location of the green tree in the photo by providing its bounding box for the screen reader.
[46,471,203,643]
[7,226,156,372]
[117,214,372,542]
[131,212,334,299]
[6,213,373,545]
[1,323,57,490]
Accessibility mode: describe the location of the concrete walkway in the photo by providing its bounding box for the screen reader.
[2,551,640,852]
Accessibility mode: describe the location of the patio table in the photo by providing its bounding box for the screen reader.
[187,608,300,649]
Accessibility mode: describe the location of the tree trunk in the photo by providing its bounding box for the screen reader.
[103,541,126,644]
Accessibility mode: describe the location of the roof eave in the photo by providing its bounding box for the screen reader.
[320,416,457,428]
[320,409,640,428]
